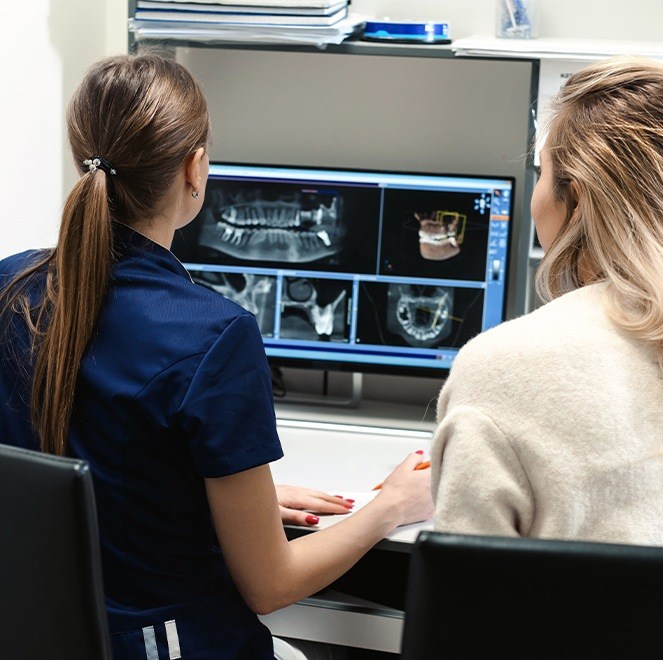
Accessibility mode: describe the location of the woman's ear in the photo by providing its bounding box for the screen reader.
[184,147,206,192]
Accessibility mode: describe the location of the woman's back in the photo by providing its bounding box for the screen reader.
[432,283,663,545]
[0,223,283,657]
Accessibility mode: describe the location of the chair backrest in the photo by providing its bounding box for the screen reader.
[0,443,112,660]
[401,530,663,659]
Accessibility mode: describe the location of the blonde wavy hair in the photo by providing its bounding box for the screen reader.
[537,56,663,359]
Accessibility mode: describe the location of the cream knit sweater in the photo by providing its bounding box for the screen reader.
[431,283,663,545]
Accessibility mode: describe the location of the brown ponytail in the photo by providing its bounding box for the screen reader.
[0,53,210,455]
[31,170,113,455]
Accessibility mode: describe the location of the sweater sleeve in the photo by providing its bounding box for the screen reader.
[431,404,534,537]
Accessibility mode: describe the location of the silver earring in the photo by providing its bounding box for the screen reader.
[192,190,199,198]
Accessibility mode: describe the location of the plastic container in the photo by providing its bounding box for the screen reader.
[363,20,451,44]
[495,0,539,39]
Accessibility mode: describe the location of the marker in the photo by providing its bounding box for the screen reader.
[372,461,431,490]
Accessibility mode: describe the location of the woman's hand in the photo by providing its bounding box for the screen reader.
[276,485,354,526]
[205,457,432,615]
[374,451,435,526]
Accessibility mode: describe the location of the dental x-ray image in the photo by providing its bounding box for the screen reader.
[171,177,382,274]
[355,281,485,350]
[198,183,343,263]
[188,269,277,337]
[380,188,490,281]
[279,277,352,342]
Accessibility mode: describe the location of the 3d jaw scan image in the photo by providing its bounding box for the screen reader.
[379,188,490,282]
[196,183,345,265]
[415,210,467,261]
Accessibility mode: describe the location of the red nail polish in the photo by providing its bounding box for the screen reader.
[306,515,319,525]
[416,450,424,455]
[346,499,355,503]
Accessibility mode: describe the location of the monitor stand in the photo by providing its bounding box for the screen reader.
[273,370,363,409]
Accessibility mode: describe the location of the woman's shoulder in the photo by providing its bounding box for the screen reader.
[447,284,608,389]
[466,284,604,354]
[184,276,257,326]
[0,250,50,298]
[0,249,48,278]
[165,275,265,359]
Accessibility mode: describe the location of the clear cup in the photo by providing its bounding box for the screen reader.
[496,0,539,39]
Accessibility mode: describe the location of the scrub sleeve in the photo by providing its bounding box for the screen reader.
[179,314,283,478]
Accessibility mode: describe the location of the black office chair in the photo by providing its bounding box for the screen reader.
[0,443,112,660]
[401,530,663,659]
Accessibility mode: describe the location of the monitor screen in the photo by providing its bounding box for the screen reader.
[171,163,514,377]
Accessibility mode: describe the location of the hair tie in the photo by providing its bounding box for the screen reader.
[83,156,116,176]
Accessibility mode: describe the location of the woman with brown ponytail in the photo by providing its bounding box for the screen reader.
[0,54,433,659]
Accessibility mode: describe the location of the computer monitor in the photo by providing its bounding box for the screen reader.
[171,163,515,378]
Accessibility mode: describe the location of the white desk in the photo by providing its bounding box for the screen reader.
[260,408,435,654]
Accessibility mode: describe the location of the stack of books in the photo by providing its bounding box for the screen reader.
[130,0,364,46]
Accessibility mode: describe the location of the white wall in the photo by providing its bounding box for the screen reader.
[0,0,126,259]
[2,0,663,259]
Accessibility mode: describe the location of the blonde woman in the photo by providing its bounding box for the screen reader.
[431,56,663,545]
[0,54,432,659]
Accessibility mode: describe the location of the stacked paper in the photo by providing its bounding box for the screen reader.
[451,35,663,61]
[130,0,365,47]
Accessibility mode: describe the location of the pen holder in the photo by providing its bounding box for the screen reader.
[495,0,539,39]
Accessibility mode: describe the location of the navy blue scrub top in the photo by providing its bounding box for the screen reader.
[0,223,284,659]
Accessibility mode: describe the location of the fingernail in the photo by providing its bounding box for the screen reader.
[334,495,344,498]
[305,515,319,525]
[416,450,424,455]
[345,499,355,503]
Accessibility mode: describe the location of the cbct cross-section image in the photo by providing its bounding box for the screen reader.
[356,282,484,351]
[279,277,352,342]
[387,284,454,347]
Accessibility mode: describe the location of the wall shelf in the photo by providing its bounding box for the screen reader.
[129,31,456,59]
